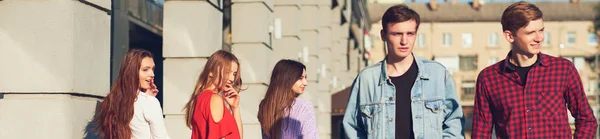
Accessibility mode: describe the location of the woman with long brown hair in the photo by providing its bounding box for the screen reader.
[257,59,318,139]
[93,49,170,139]
[183,50,243,139]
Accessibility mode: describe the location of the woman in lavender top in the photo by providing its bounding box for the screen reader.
[257,59,318,139]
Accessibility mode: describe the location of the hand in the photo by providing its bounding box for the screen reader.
[223,85,240,109]
[147,79,159,97]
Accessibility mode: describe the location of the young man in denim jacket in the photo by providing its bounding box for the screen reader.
[342,4,465,139]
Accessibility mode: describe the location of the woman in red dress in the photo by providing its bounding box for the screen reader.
[183,50,243,139]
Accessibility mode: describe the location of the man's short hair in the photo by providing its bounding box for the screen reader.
[501,1,543,34]
[381,4,420,32]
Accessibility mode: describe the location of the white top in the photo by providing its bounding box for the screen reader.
[130,91,171,139]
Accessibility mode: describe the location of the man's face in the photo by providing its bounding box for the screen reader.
[381,20,418,59]
[505,19,545,56]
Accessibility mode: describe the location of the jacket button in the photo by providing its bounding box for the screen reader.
[389,97,393,100]
[389,118,393,122]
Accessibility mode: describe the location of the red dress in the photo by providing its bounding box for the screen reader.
[191,90,241,139]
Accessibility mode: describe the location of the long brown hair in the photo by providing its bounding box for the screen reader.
[257,59,306,139]
[93,49,153,139]
[183,50,242,128]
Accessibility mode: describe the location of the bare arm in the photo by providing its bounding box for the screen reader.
[224,87,243,139]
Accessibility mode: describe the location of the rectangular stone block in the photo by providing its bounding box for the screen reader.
[319,27,333,49]
[316,93,332,112]
[273,37,302,60]
[306,56,321,82]
[242,124,262,139]
[317,0,332,6]
[301,5,319,30]
[73,2,111,96]
[274,5,301,37]
[0,1,111,94]
[318,111,332,135]
[340,23,350,40]
[331,25,340,45]
[232,43,274,84]
[164,115,192,139]
[318,6,332,27]
[163,1,222,58]
[300,30,319,58]
[239,84,268,124]
[318,76,331,92]
[72,98,102,138]
[331,41,347,59]
[332,7,341,24]
[163,58,207,114]
[232,3,273,45]
[0,94,99,139]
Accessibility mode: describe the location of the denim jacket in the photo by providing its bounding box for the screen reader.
[342,56,465,139]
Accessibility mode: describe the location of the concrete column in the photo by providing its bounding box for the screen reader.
[300,0,320,104]
[0,0,110,138]
[162,1,223,138]
[231,0,274,138]
[316,1,333,139]
[330,6,347,92]
[273,0,302,60]
[338,18,354,89]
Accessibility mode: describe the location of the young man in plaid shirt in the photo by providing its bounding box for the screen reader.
[472,1,598,138]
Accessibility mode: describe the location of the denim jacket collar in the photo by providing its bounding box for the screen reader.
[379,54,430,86]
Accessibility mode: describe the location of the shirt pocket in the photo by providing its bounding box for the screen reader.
[537,92,564,117]
[424,99,446,131]
[359,104,382,136]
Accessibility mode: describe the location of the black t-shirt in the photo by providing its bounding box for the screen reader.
[390,60,418,139]
[508,58,539,85]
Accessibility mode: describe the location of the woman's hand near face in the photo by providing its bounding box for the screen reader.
[223,85,240,109]
[146,80,159,97]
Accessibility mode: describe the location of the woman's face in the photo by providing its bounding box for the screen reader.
[291,69,307,94]
[139,57,155,91]
[223,62,238,89]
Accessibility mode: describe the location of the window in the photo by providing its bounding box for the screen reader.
[417,34,425,48]
[587,32,597,46]
[462,33,473,48]
[461,80,476,101]
[543,32,550,47]
[488,33,498,47]
[563,56,585,70]
[460,55,478,71]
[433,56,459,74]
[488,57,498,66]
[567,32,576,45]
[442,33,452,47]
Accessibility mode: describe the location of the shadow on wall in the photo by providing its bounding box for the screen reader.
[83,101,101,139]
